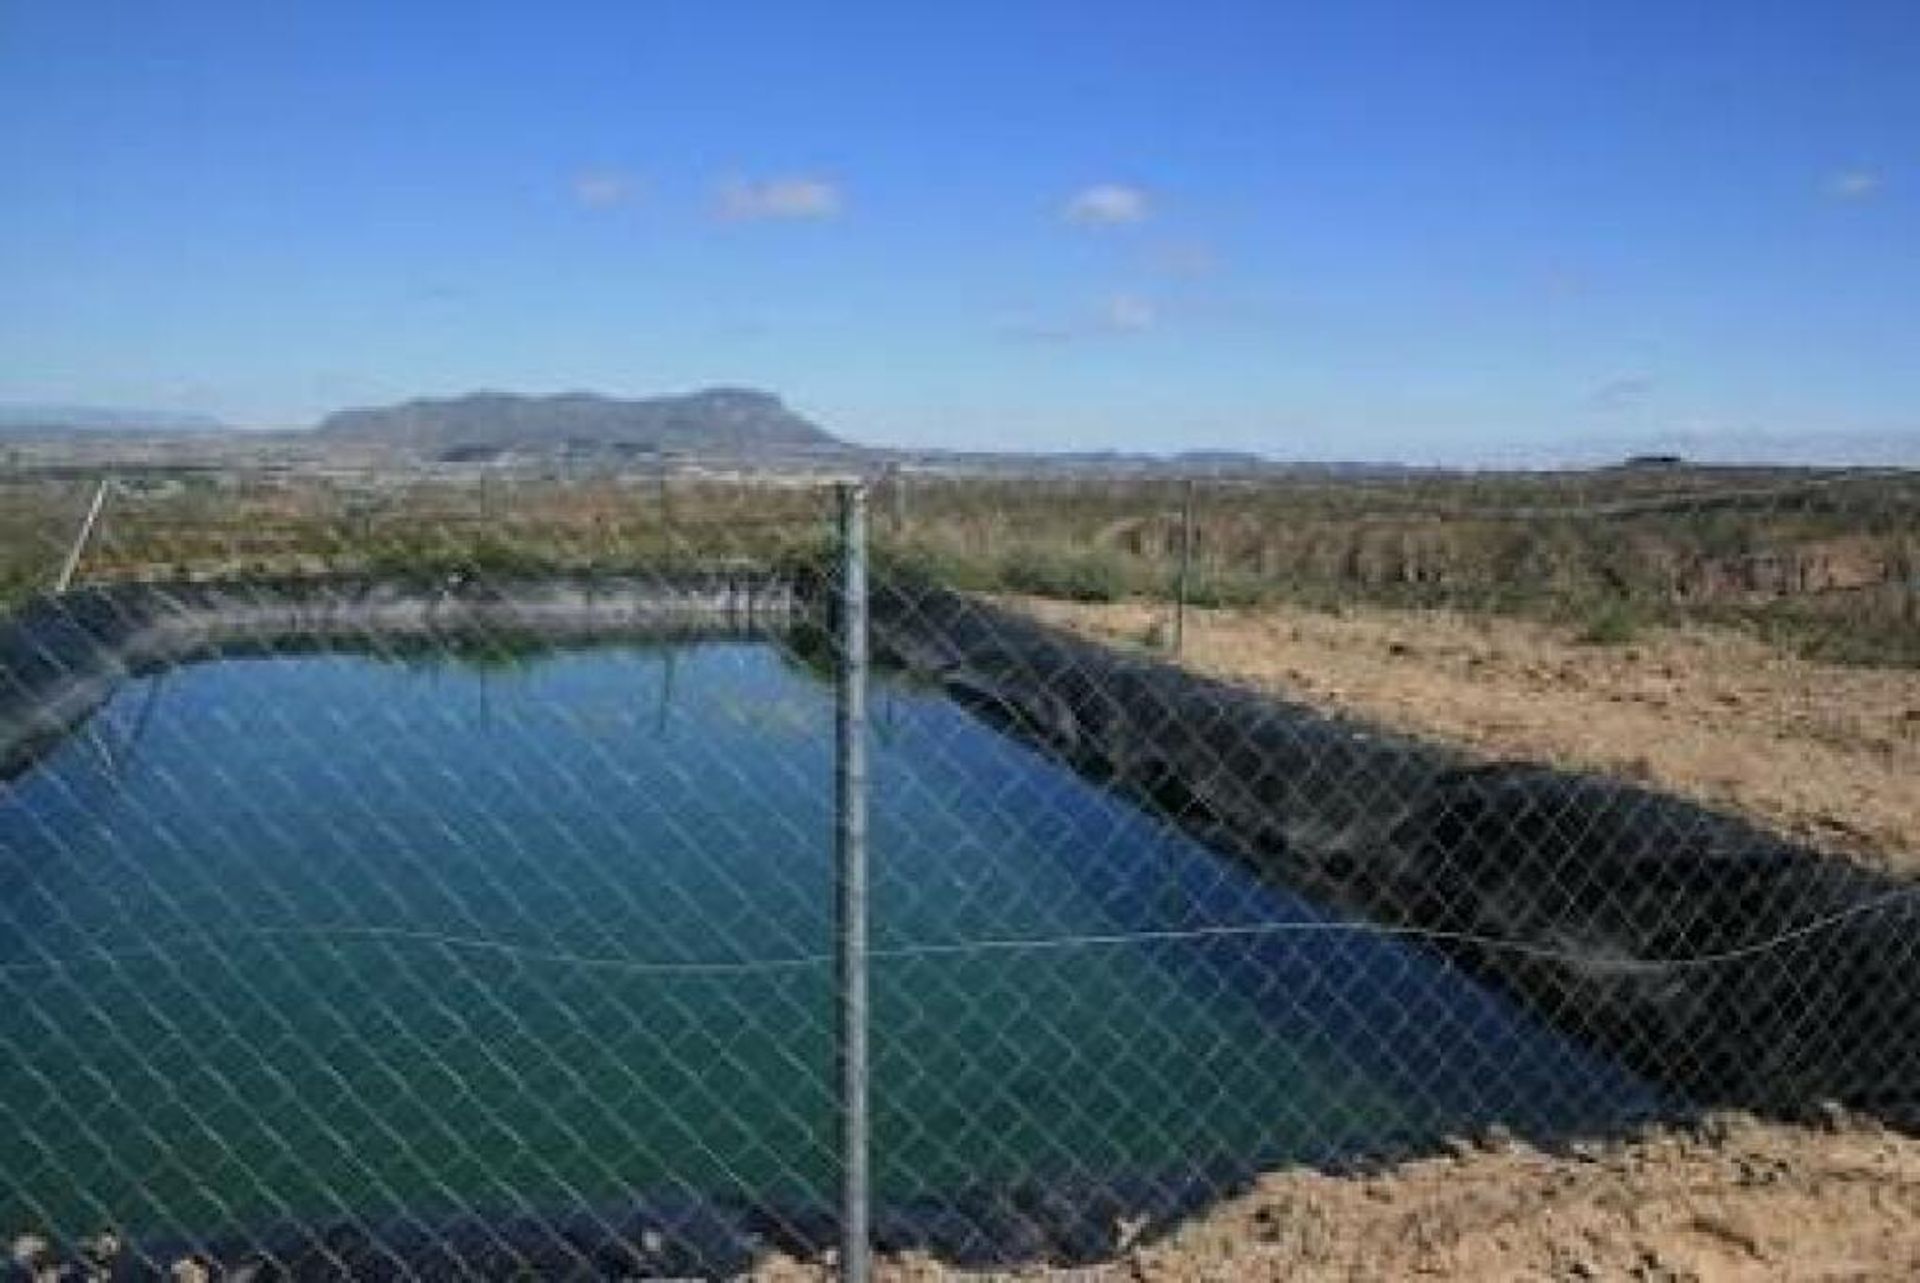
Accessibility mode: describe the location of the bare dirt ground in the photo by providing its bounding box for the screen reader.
[741,596,1920,1282]
[756,1112,1920,1282]
[1011,596,1920,875]
[751,1114,1920,1282]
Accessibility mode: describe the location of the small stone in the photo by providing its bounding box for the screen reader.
[1813,1099,1850,1133]
[82,1231,122,1264]
[1692,1112,1738,1145]
[171,1257,212,1283]
[1477,1123,1520,1153]
[11,1234,50,1268]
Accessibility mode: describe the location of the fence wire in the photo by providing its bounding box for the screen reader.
[1,463,1917,1279]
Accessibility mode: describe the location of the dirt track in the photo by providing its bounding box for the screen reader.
[1013,596,1920,874]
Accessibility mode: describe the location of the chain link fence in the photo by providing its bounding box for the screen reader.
[2,463,1917,1278]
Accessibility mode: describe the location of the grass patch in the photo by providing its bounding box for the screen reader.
[997,546,1131,602]
[1576,601,1644,646]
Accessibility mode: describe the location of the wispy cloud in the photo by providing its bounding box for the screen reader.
[1101,293,1156,332]
[572,169,640,209]
[718,175,844,221]
[1825,169,1884,201]
[1587,375,1654,412]
[1063,183,1151,226]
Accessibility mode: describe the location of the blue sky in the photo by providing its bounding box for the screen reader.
[1,1,1915,462]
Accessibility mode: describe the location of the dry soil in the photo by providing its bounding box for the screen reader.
[1012,596,1920,874]
[755,1113,1920,1281]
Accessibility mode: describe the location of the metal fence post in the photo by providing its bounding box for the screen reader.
[1173,477,1195,655]
[658,458,676,570]
[834,481,871,1283]
[56,476,113,593]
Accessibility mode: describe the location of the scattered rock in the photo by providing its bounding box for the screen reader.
[10,1234,50,1269]
[170,1257,212,1283]
[1476,1124,1521,1154]
[80,1231,121,1266]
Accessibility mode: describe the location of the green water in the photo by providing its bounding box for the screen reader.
[0,641,1654,1244]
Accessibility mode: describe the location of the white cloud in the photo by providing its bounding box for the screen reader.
[1063,183,1151,226]
[718,175,844,221]
[572,169,639,209]
[1102,293,1156,332]
[1825,169,1884,201]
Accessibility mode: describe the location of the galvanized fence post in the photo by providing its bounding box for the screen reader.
[658,457,676,570]
[835,481,872,1283]
[1173,477,1195,655]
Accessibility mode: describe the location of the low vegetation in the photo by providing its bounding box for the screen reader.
[4,464,1917,667]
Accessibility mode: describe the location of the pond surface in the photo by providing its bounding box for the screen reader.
[0,640,1659,1252]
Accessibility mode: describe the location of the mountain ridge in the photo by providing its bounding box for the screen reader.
[315,387,841,460]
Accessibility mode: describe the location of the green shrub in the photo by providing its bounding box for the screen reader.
[997,546,1130,602]
[1577,600,1642,646]
[1174,573,1266,609]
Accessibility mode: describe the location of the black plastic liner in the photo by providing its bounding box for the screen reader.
[870,583,1920,1128]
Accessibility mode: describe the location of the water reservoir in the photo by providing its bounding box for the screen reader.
[0,638,1660,1264]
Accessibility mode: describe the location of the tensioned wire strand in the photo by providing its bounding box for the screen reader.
[2,881,1913,982]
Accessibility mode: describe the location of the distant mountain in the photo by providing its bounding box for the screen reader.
[0,403,226,433]
[314,388,842,460]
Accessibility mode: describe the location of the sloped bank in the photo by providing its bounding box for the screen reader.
[0,573,797,781]
[869,583,1920,1127]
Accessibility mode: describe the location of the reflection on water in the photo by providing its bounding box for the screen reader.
[0,641,1660,1242]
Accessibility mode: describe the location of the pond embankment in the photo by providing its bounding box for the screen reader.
[0,574,796,779]
[869,584,1920,1127]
